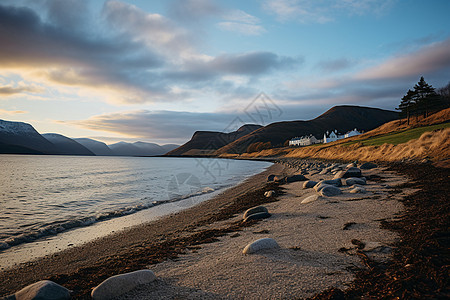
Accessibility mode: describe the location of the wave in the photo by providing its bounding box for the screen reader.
[0,186,218,251]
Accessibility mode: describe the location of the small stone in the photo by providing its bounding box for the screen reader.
[346,162,356,168]
[243,206,268,219]
[91,270,156,300]
[244,212,271,222]
[302,180,317,189]
[243,238,280,254]
[359,162,377,169]
[334,167,362,179]
[301,194,319,204]
[15,280,71,300]
[319,168,330,175]
[313,182,330,192]
[264,190,275,197]
[322,178,342,187]
[267,175,279,182]
[284,174,308,183]
[350,187,366,194]
[320,185,342,197]
[345,177,366,186]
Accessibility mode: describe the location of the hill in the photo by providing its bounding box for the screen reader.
[234,108,450,166]
[42,134,94,156]
[167,124,262,156]
[74,138,114,156]
[0,119,58,154]
[216,105,398,154]
[109,141,179,156]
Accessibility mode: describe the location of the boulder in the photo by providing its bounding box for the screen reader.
[264,190,275,197]
[243,238,280,254]
[322,178,342,187]
[284,174,307,183]
[244,212,271,222]
[350,187,366,194]
[301,194,319,204]
[243,206,269,219]
[15,280,71,300]
[320,185,342,197]
[345,177,366,186]
[302,180,317,189]
[314,182,330,192]
[359,162,377,169]
[91,270,156,300]
[334,167,362,179]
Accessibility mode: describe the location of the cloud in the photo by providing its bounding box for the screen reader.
[217,9,266,36]
[168,0,222,23]
[0,109,28,115]
[169,0,266,35]
[316,58,355,72]
[356,39,450,81]
[263,0,395,23]
[0,1,291,105]
[0,85,42,96]
[64,110,242,144]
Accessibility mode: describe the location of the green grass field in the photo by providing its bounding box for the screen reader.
[343,122,450,146]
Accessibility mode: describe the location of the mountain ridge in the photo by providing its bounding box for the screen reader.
[167,105,399,156]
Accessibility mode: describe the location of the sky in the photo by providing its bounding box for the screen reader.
[0,0,449,145]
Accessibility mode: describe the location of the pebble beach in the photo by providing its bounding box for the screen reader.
[0,158,446,299]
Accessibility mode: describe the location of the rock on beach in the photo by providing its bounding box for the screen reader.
[243,206,269,219]
[284,174,308,183]
[345,177,366,186]
[303,180,317,189]
[334,167,362,179]
[360,162,377,169]
[243,238,280,254]
[91,269,156,300]
[320,185,342,197]
[244,212,271,222]
[14,280,71,300]
[301,194,319,204]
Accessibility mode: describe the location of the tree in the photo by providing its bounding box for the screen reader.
[413,76,438,118]
[437,82,450,109]
[396,89,416,124]
[397,77,442,122]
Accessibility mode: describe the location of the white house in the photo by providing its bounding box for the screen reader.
[324,129,362,143]
[344,128,361,138]
[289,134,321,146]
[323,130,341,143]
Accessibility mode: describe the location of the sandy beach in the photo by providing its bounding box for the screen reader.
[118,162,410,299]
[0,159,447,299]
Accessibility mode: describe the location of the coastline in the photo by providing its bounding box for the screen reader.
[1,159,447,299]
[0,162,285,297]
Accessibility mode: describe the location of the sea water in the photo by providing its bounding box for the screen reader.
[0,155,271,256]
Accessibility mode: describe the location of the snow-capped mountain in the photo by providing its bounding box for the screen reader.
[0,119,57,154]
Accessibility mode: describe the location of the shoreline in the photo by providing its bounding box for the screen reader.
[1,159,447,299]
[0,162,285,297]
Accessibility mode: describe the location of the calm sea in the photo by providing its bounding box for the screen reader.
[0,155,271,251]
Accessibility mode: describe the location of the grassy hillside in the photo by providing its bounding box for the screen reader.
[227,108,450,167]
[343,122,450,146]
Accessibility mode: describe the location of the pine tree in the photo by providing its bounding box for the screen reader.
[413,76,438,118]
[396,89,416,124]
